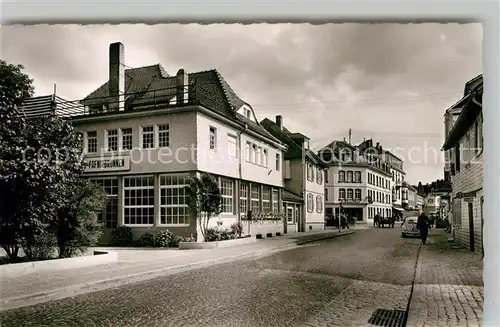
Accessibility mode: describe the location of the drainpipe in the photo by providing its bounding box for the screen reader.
[237,124,248,233]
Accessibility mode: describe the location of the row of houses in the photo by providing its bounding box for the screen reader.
[20,42,412,243]
[442,74,484,254]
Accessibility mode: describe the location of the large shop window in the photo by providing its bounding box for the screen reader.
[159,174,190,225]
[262,186,271,213]
[251,184,260,212]
[240,183,249,214]
[220,178,234,214]
[123,176,155,225]
[90,178,118,229]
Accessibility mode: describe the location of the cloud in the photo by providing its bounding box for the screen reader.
[1,23,482,184]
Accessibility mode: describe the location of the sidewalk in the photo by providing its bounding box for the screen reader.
[406,229,484,327]
[0,228,364,311]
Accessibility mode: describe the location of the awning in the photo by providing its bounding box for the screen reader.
[392,207,405,212]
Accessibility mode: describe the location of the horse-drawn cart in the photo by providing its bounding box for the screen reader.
[374,215,395,228]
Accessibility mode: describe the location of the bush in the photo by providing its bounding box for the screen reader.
[138,232,155,247]
[110,226,134,246]
[230,222,243,237]
[155,230,181,248]
[22,232,58,261]
[204,227,236,242]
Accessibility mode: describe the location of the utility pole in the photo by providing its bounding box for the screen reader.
[348,128,352,145]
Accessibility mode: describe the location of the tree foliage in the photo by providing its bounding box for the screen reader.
[185,173,222,242]
[0,59,103,262]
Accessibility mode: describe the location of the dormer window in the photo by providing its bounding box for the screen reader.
[305,140,310,150]
[245,109,251,119]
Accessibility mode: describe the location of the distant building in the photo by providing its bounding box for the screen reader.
[442,74,483,253]
[404,182,418,211]
[261,116,328,233]
[357,139,406,219]
[320,140,391,224]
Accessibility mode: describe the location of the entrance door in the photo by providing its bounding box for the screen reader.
[468,202,475,252]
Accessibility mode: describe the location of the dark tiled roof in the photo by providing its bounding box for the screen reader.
[81,64,279,143]
[283,189,303,202]
[442,80,483,150]
[305,150,328,168]
[260,118,303,158]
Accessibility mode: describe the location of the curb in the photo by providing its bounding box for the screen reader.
[295,231,356,245]
[0,243,298,311]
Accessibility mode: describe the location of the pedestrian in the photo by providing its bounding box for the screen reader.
[342,215,350,229]
[417,213,430,245]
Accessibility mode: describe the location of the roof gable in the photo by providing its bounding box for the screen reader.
[260,118,303,158]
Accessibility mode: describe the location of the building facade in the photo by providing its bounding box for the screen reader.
[261,116,327,233]
[404,182,418,211]
[320,140,390,224]
[53,42,289,243]
[442,74,483,253]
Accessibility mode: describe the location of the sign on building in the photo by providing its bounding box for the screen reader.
[84,156,130,172]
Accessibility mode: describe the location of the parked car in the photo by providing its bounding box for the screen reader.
[401,216,420,238]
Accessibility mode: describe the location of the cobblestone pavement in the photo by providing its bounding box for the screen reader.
[406,229,484,327]
[1,227,422,327]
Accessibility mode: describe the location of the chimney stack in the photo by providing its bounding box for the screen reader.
[176,69,189,104]
[276,115,283,130]
[376,142,380,148]
[109,42,125,112]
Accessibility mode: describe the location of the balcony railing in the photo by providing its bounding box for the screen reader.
[55,83,226,119]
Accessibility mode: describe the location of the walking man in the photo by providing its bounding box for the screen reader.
[417,213,430,245]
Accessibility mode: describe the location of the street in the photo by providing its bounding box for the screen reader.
[1,226,426,327]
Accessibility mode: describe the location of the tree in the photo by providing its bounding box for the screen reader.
[0,59,87,262]
[51,179,106,258]
[185,173,222,242]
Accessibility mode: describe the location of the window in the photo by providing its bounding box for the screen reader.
[272,188,279,212]
[256,147,262,165]
[159,174,190,225]
[227,134,237,157]
[347,171,353,183]
[287,207,294,223]
[90,178,118,229]
[325,188,329,201]
[454,144,461,173]
[121,128,132,150]
[316,168,323,184]
[220,178,234,214]
[245,142,251,161]
[307,193,314,213]
[347,188,353,200]
[142,126,154,149]
[355,171,361,183]
[339,171,345,182]
[240,183,249,215]
[106,129,118,152]
[87,131,97,153]
[339,188,346,200]
[368,190,372,201]
[123,176,155,225]
[295,207,300,225]
[251,184,260,212]
[307,164,314,181]
[251,144,257,163]
[316,195,323,213]
[355,189,362,200]
[276,153,280,171]
[158,124,170,147]
[262,186,271,213]
[263,149,268,167]
[209,126,217,150]
[325,170,329,183]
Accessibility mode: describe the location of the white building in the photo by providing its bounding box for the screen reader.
[320,140,392,224]
[261,116,328,233]
[35,42,288,243]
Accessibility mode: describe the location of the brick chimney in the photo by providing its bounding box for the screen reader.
[176,69,189,104]
[108,42,125,112]
[276,115,283,130]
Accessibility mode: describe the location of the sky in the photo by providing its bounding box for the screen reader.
[1,23,483,185]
